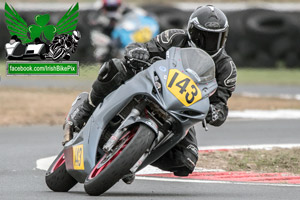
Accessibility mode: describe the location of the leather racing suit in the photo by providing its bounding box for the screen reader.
[70,29,237,176]
[128,29,237,176]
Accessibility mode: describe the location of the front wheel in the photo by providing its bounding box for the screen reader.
[45,150,78,192]
[52,48,65,60]
[84,124,155,196]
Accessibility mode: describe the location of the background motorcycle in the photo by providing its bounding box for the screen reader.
[45,47,217,196]
[5,38,48,60]
[90,10,159,62]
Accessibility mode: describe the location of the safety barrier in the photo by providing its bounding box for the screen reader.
[0,4,299,67]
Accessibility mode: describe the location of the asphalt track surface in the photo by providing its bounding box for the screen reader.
[195,119,300,146]
[1,120,300,200]
[1,76,300,199]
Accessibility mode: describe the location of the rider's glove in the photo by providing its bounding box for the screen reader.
[206,104,222,125]
[124,44,150,61]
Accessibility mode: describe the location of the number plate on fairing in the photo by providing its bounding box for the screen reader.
[73,144,84,170]
[167,69,202,106]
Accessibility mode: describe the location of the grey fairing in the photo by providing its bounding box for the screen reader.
[64,47,217,182]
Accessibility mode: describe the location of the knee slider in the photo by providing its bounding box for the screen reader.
[184,144,198,170]
[173,154,198,177]
[173,144,198,177]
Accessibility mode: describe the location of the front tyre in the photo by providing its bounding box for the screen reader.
[52,48,65,60]
[84,125,155,196]
[45,150,78,192]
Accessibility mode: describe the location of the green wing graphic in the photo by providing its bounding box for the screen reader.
[55,3,79,35]
[5,2,30,44]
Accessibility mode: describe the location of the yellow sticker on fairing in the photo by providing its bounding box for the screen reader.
[73,144,84,170]
[132,27,152,43]
[167,69,202,106]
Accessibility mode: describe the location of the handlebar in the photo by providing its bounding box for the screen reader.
[124,56,163,71]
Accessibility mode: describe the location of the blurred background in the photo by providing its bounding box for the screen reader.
[1,0,300,68]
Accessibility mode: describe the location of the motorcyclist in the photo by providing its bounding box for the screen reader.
[64,5,237,182]
[88,0,131,62]
[88,0,133,36]
[47,30,81,60]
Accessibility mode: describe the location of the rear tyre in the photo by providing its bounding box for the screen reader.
[45,150,78,192]
[84,124,155,196]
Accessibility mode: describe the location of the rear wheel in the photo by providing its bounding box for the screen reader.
[84,124,155,196]
[45,150,78,192]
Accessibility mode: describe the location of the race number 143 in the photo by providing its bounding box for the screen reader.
[167,69,202,106]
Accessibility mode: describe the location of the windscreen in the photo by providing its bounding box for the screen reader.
[180,48,215,83]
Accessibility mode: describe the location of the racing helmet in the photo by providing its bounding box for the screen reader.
[102,0,122,12]
[72,30,81,43]
[187,5,229,56]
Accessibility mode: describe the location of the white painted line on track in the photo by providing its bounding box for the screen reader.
[36,156,221,173]
[198,144,300,151]
[36,156,56,171]
[240,92,300,101]
[137,166,224,175]
[137,165,171,175]
[136,176,300,187]
[228,109,300,119]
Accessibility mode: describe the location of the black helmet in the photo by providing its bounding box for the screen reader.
[187,5,229,56]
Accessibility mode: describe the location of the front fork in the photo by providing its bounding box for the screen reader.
[129,130,164,173]
[102,101,173,174]
[130,116,175,174]
[102,108,141,152]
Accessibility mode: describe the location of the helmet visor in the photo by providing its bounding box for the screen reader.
[189,25,225,54]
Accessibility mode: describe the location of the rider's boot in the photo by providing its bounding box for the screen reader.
[122,173,135,184]
[63,59,132,145]
[63,95,96,145]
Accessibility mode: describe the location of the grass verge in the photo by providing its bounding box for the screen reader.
[237,68,300,85]
[1,87,300,126]
[0,87,79,125]
[197,148,300,174]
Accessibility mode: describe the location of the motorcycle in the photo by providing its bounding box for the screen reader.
[48,35,78,61]
[5,39,48,60]
[90,9,159,62]
[45,47,217,196]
